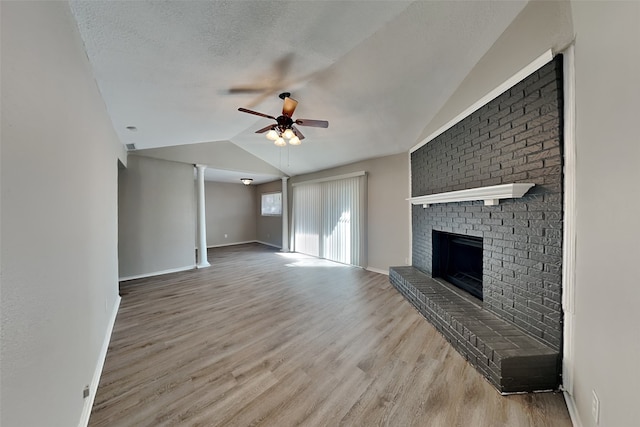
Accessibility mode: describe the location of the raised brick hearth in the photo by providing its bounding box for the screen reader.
[389,267,558,393]
[392,56,564,393]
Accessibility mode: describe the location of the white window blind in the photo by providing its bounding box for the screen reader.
[292,173,366,266]
[292,183,321,257]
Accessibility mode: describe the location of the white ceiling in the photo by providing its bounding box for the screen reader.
[70,0,527,181]
[203,169,278,186]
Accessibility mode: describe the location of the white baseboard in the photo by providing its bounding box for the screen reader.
[366,266,389,275]
[207,240,256,248]
[78,295,121,427]
[563,390,583,427]
[119,265,196,282]
[204,240,282,249]
[255,240,282,249]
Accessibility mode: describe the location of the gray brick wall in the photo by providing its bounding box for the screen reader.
[411,56,563,350]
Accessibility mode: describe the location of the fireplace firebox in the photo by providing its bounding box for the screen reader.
[432,231,483,300]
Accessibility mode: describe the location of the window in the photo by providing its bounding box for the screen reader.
[261,192,282,216]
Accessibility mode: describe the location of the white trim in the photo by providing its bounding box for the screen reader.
[256,240,282,249]
[77,295,121,427]
[207,240,256,248]
[119,265,196,282]
[409,183,535,208]
[208,240,282,249]
[366,266,389,275]
[562,44,577,397]
[208,240,283,249]
[563,390,583,427]
[411,50,554,153]
[291,171,366,187]
[408,151,413,266]
[281,177,290,252]
[195,164,211,269]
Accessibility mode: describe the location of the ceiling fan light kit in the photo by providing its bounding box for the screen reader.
[282,128,295,140]
[266,129,279,141]
[238,92,329,146]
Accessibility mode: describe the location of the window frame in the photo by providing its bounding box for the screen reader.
[261,191,282,217]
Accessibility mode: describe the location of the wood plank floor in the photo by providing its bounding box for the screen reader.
[90,243,571,426]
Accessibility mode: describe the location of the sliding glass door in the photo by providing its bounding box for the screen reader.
[292,183,322,258]
[292,174,366,266]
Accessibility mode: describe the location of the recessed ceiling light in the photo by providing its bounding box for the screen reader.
[126,126,137,131]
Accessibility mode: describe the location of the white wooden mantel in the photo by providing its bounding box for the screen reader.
[409,183,535,208]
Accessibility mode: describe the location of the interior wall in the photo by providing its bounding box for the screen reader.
[205,181,257,247]
[255,180,283,248]
[1,2,123,426]
[290,153,409,273]
[118,155,196,279]
[417,0,573,144]
[570,2,640,426]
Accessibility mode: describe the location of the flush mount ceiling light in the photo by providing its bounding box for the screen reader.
[238,92,329,146]
[240,178,253,186]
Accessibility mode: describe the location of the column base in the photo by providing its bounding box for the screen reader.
[196,261,211,269]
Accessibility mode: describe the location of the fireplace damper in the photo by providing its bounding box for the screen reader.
[432,231,483,300]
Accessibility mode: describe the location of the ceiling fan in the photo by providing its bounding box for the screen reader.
[238,92,329,146]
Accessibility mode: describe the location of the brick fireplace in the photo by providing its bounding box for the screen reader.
[390,56,564,392]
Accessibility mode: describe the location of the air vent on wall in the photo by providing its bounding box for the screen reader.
[125,143,136,151]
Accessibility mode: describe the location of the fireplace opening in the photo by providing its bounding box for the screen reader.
[433,231,483,300]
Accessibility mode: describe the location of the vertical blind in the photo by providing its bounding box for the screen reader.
[292,174,366,266]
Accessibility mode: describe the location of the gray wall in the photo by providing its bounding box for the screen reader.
[205,181,257,246]
[255,180,283,248]
[118,155,196,279]
[417,0,573,143]
[290,153,410,272]
[1,2,124,426]
[571,2,640,426]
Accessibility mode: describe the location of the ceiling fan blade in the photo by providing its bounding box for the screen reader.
[292,126,305,140]
[282,97,298,117]
[295,119,329,128]
[238,107,276,120]
[255,124,276,134]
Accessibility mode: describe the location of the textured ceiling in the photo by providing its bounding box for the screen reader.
[70,0,527,179]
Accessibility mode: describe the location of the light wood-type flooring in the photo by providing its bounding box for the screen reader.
[89,243,571,427]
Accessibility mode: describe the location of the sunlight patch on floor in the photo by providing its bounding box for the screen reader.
[276,251,350,268]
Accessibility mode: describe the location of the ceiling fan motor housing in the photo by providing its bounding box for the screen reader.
[277,115,294,131]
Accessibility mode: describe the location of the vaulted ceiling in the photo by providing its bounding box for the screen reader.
[70,1,528,183]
